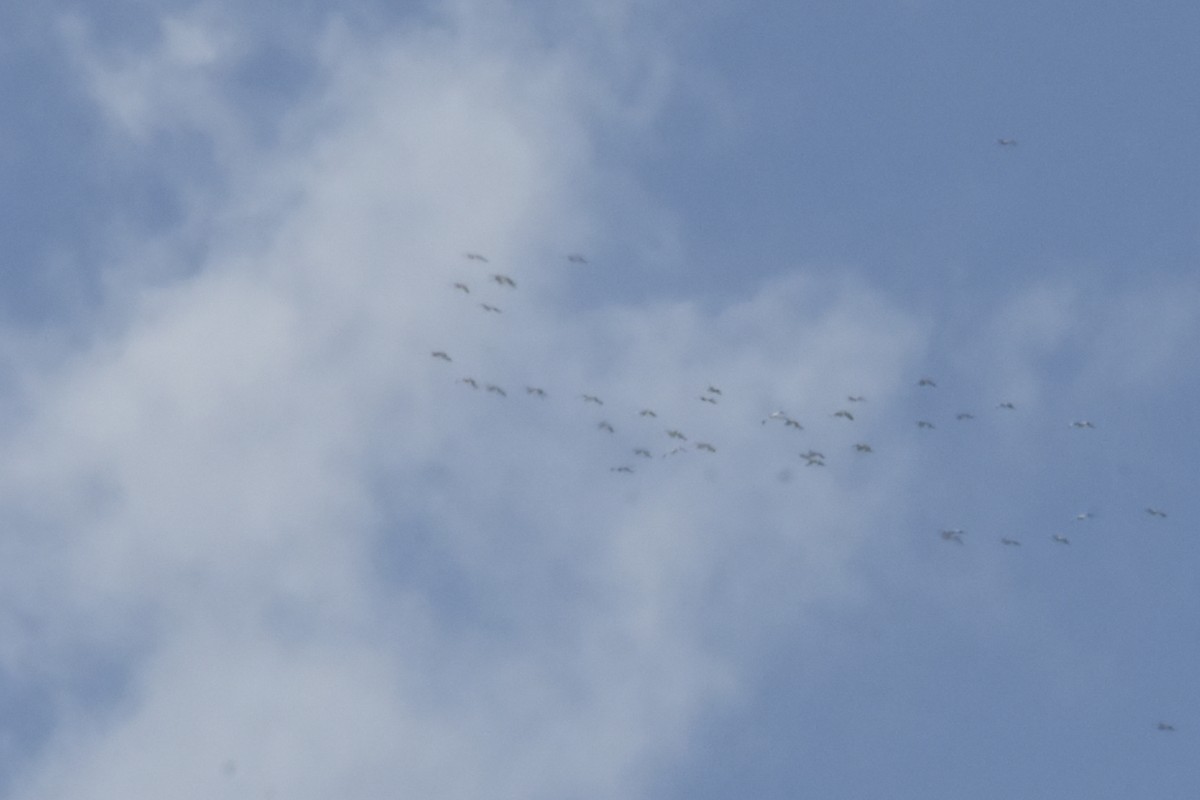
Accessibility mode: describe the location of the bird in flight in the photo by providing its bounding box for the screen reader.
[1000,538,1022,546]
[1052,534,1070,545]
[453,282,470,293]
[997,402,1016,410]
[598,421,615,433]
[633,448,652,458]
[833,410,854,421]
[707,386,722,395]
[1071,420,1096,429]
[610,466,634,474]
[667,429,687,441]
[696,442,717,453]
[1157,722,1176,732]
[480,303,502,313]
[492,274,517,288]
[567,254,588,264]
[431,351,452,362]
[854,443,873,453]
[848,395,866,403]
[639,409,657,417]
[526,387,547,397]
[700,396,718,405]
[784,419,803,430]
[956,412,975,420]
[582,394,604,405]
[1146,508,1168,518]
[459,377,479,389]
[941,529,965,544]
[997,138,1018,146]
[486,384,507,397]
[917,420,935,429]
[918,378,937,387]
[1075,512,1094,522]
[465,253,489,262]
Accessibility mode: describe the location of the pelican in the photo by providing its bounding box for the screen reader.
[854,443,872,453]
[639,409,657,417]
[431,351,452,362]
[633,448,652,458]
[917,420,935,429]
[1157,722,1176,732]
[465,253,489,262]
[598,421,615,433]
[1052,534,1070,545]
[486,384,507,397]
[696,442,717,453]
[491,274,517,288]
[848,395,866,402]
[480,303,502,313]
[526,387,547,397]
[567,254,588,264]
[997,138,1017,146]
[582,394,604,405]
[667,430,687,441]
[1071,420,1096,429]
[700,396,718,404]
[956,412,974,420]
[1000,538,1021,546]
[918,378,937,387]
[941,529,965,544]
[459,377,479,389]
[1146,508,1168,518]
[833,410,854,421]
[453,282,470,293]
[998,402,1016,410]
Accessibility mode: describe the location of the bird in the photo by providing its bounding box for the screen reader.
[639,409,657,417]
[480,303,502,313]
[998,402,1016,410]
[485,384,507,397]
[803,455,826,467]
[465,253,489,262]
[1052,534,1070,545]
[1075,512,1094,522]
[567,254,588,264]
[956,412,975,420]
[453,282,470,293]
[598,421,615,433]
[997,138,1018,146]
[610,466,634,474]
[459,377,479,389]
[431,351,452,362]
[663,446,688,457]
[854,443,873,453]
[784,419,804,430]
[696,442,717,453]
[633,448,652,458]
[667,430,687,441]
[1157,722,1176,732]
[833,410,854,421]
[707,386,722,395]
[1146,508,1168,518]
[848,395,866,402]
[1000,538,1022,546]
[526,387,547,397]
[917,420,935,429]
[918,378,937,387]
[582,394,604,405]
[941,529,965,544]
[1071,420,1096,429]
[491,274,517,288]
[801,450,826,461]
[700,396,718,404]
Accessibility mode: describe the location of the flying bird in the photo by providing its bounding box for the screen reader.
[803,455,826,467]
[998,402,1016,410]
[1075,512,1094,521]
[459,377,479,389]
[997,138,1018,146]
[707,386,722,395]
[854,443,873,453]
[1052,534,1070,545]
[1071,420,1096,429]
[667,430,687,441]
[480,303,502,313]
[431,351,452,362]
[917,420,935,429]
[696,442,717,453]
[610,466,634,474]
[801,450,826,461]
[848,395,866,402]
[700,396,718,404]
[491,274,517,288]
[1000,538,1022,547]
[1157,722,1176,732]
[465,253,489,262]
[918,378,937,387]
[833,410,854,421]
[567,254,588,264]
[582,394,604,405]
[941,529,965,544]
[526,387,547,397]
[485,384,507,397]
[784,419,804,430]
[956,412,975,420]
[1146,508,1168,518]
[453,282,470,293]
[598,421,615,433]
[633,448,652,458]
[639,409,657,417]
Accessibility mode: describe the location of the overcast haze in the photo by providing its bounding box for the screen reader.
[0,2,1197,798]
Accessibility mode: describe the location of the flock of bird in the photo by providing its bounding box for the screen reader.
[429,245,1181,734]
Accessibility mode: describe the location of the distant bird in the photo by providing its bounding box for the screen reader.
[941,529,965,544]
[1071,420,1096,429]
[802,455,826,467]
[1000,538,1022,546]
[611,466,634,474]
[526,387,546,397]
[696,442,717,453]
[784,419,804,430]
[707,386,722,395]
[848,395,866,402]
[1052,534,1070,545]
[1075,512,1094,522]
[833,410,854,421]
[459,377,479,389]
[1146,508,1168,518]
[917,420,935,429]
[700,396,718,404]
[854,443,873,453]
[663,446,688,457]
[453,282,470,293]
[1157,722,1177,732]
[956,412,975,420]
[431,351,452,362]
[598,421,615,433]
[918,378,937,387]
[480,303,502,313]
[998,402,1016,410]
[486,384,507,397]
[567,254,588,264]
[582,394,604,405]
[801,450,825,461]
[763,410,789,424]
[667,430,687,441]
[465,253,489,262]
[491,274,517,288]
[997,138,1018,146]
[639,409,657,417]
[633,448,652,458]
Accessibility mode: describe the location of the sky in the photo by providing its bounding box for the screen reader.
[0,1,1198,797]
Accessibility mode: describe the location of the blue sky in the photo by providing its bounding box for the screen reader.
[1,1,1197,798]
